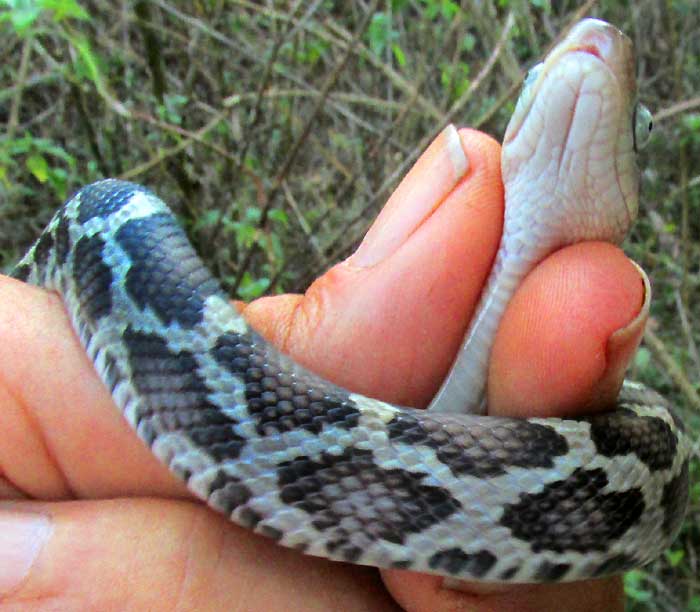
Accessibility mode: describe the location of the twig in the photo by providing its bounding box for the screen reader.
[70,83,110,176]
[644,328,700,411]
[134,1,167,103]
[654,96,700,123]
[6,35,33,140]
[232,0,381,292]
[442,12,516,128]
[119,112,227,179]
[675,290,700,378]
[309,11,516,273]
[208,0,309,248]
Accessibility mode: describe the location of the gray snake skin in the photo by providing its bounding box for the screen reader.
[11,19,690,584]
[12,179,690,583]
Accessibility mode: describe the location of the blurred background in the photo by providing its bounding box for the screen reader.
[1,1,698,609]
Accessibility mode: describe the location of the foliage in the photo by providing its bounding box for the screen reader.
[1,2,698,610]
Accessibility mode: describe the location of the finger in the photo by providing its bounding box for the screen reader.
[0,124,642,611]
[0,126,502,501]
[0,277,186,502]
[244,126,503,408]
[489,241,648,417]
[242,127,643,611]
[382,570,623,612]
[0,125,502,610]
[0,500,399,611]
[381,249,645,612]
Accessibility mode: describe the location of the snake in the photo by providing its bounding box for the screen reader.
[11,19,689,583]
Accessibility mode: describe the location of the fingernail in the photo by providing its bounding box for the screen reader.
[597,260,650,403]
[350,124,469,268]
[0,509,52,595]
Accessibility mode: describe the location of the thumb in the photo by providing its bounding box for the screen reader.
[244,126,503,408]
[0,500,395,610]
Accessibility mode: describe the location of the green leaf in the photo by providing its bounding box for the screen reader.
[691,481,700,503]
[234,223,256,248]
[0,165,10,188]
[237,272,270,300]
[634,346,651,370]
[367,12,395,56]
[440,0,458,18]
[268,208,288,227]
[391,43,406,68]
[244,206,262,224]
[623,571,652,602]
[461,33,476,52]
[39,0,88,20]
[192,209,222,232]
[26,153,49,182]
[664,549,684,567]
[70,34,101,87]
[1,0,41,34]
[529,0,551,11]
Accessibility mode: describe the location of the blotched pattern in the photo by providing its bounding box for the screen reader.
[11,179,690,584]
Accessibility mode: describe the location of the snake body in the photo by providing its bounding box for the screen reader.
[12,20,689,583]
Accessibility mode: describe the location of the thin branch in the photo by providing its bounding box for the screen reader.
[6,35,33,140]
[232,0,381,292]
[312,11,516,272]
[644,328,700,411]
[654,96,700,123]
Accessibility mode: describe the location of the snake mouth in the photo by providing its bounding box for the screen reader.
[573,44,604,61]
[503,23,630,147]
[501,18,640,243]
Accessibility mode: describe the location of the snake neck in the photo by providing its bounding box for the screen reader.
[427,227,545,414]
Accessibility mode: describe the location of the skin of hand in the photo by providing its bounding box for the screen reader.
[0,126,647,611]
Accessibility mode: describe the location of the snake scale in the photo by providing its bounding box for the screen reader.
[11,19,690,583]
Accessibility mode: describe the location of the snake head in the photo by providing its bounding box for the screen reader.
[501,18,649,253]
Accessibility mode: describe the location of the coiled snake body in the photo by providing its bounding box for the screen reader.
[12,20,690,583]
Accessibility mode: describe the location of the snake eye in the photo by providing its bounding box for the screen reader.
[522,63,544,96]
[633,103,653,151]
[513,62,544,117]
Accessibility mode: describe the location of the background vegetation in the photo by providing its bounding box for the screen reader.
[1,1,698,610]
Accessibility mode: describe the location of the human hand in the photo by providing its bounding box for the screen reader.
[0,126,646,611]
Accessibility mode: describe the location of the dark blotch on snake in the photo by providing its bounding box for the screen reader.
[54,213,71,265]
[391,560,413,570]
[76,179,151,223]
[33,230,54,267]
[535,561,571,582]
[326,543,363,564]
[499,566,519,581]
[73,234,113,322]
[116,213,221,327]
[206,469,253,516]
[277,447,461,555]
[12,262,31,282]
[123,328,247,460]
[213,332,361,436]
[259,525,284,542]
[619,384,685,433]
[428,548,496,578]
[661,460,689,536]
[586,408,677,471]
[387,412,569,478]
[238,507,263,529]
[500,468,644,553]
[100,350,126,394]
[592,553,639,577]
